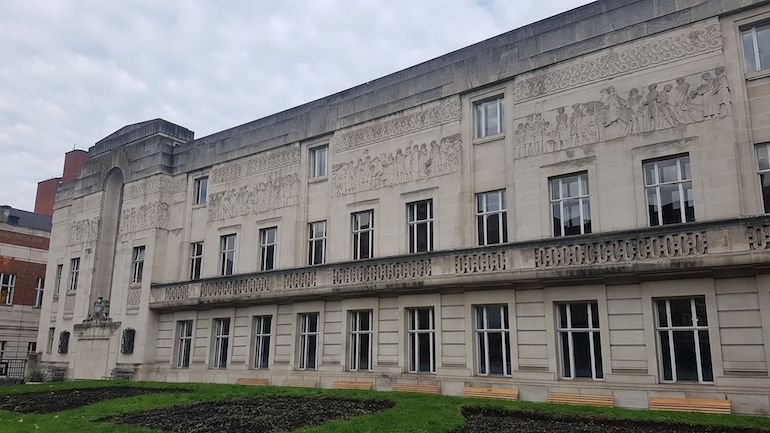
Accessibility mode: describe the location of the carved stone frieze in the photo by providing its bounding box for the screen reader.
[210,145,300,184]
[67,216,100,246]
[513,68,731,160]
[207,171,299,222]
[331,96,461,153]
[534,231,707,268]
[455,251,507,274]
[123,175,186,200]
[512,22,723,103]
[119,202,169,234]
[69,193,102,215]
[332,134,462,197]
[747,225,770,250]
[283,270,317,290]
[331,259,432,285]
[200,277,269,298]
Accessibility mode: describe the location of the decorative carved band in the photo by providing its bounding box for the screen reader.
[67,217,100,246]
[534,232,707,268]
[332,259,432,285]
[455,251,508,274]
[70,193,102,214]
[283,271,317,290]
[164,285,189,301]
[747,225,770,250]
[512,22,722,103]
[208,172,298,222]
[201,277,269,298]
[331,96,461,153]
[210,145,301,184]
[123,175,186,200]
[120,202,170,234]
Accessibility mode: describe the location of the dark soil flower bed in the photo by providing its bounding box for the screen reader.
[102,395,394,433]
[0,387,190,413]
[457,407,770,433]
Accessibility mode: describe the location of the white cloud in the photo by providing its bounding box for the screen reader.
[0,0,592,210]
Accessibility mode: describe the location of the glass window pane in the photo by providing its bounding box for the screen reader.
[418,333,432,372]
[593,332,603,379]
[743,30,758,72]
[762,173,770,213]
[679,156,691,181]
[659,184,682,224]
[475,103,484,137]
[552,203,562,237]
[659,331,673,381]
[360,232,370,259]
[308,314,318,332]
[572,332,592,378]
[657,300,668,327]
[359,334,370,369]
[565,175,580,198]
[416,224,428,252]
[550,179,560,200]
[658,158,679,183]
[417,201,429,220]
[564,199,581,236]
[571,303,589,328]
[684,183,695,222]
[643,162,656,186]
[484,101,499,135]
[670,299,693,327]
[758,145,770,171]
[699,330,714,382]
[583,201,592,234]
[580,174,589,195]
[475,308,484,330]
[673,331,698,381]
[647,188,659,226]
[591,303,599,328]
[757,24,770,70]
[487,192,500,211]
[559,304,568,329]
[487,332,504,374]
[417,309,431,330]
[695,297,708,326]
[477,332,486,374]
[486,307,502,329]
[560,332,571,378]
[307,335,317,368]
[487,214,500,244]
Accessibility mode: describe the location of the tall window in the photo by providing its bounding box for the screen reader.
[131,246,145,284]
[176,320,193,368]
[190,242,203,280]
[211,318,230,369]
[33,277,44,308]
[407,200,433,253]
[349,311,372,371]
[0,273,15,305]
[58,331,70,354]
[298,313,319,370]
[253,315,272,369]
[27,342,36,356]
[308,221,326,265]
[644,155,694,226]
[475,305,511,376]
[656,297,713,383]
[756,144,770,213]
[46,328,55,354]
[0,341,4,360]
[310,145,328,178]
[407,308,435,373]
[219,234,236,276]
[194,176,208,205]
[259,227,277,271]
[54,264,63,296]
[68,258,80,291]
[550,173,591,237]
[474,96,504,138]
[557,302,603,380]
[352,210,374,260]
[476,190,507,245]
[742,23,770,72]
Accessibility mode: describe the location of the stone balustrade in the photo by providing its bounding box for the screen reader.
[149,217,770,309]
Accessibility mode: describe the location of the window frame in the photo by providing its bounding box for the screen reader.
[211,318,231,369]
[756,144,770,213]
[253,315,272,369]
[407,200,434,253]
[298,312,319,370]
[33,277,44,308]
[556,302,603,380]
[308,221,327,266]
[476,190,508,246]
[0,273,15,306]
[68,258,80,292]
[550,172,591,237]
[219,234,236,276]
[349,310,373,371]
[190,242,203,280]
[259,226,278,271]
[130,246,145,284]
[407,307,436,373]
[474,304,511,376]
[176,320,194,368]
[474,96,505,139]
[54,264,63,297]
[46,327,55,354]
[655,297,714,384]
[194,176,208,206]
[0,341,4,360]
[352,210,375,260]
[643,155,694,226]
[309,145,329,178]
[27,342,36,356]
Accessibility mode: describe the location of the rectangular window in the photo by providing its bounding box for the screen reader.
[68,258,80,291]
[557,302,603,380]
[298,313,319,370]
[46,328,55,354]
[0,341,4,360]
[407,200,433,253]
[407,308,435,373]
[253,315,272,369]
[475,305,511,376]
[27,342,36,355]
[644,155,694,226]
[474,96,504,138]
[0,273,15,305]
[349,311,372,371]
[259,227,277,271]
[54,264,63,296]
[352,210,374,260]
[742,23,770,73]
[176,320,193,368]
[194,176,208,205]
[131,246,145,284]
[219,234,236,276]
[310,145,328,178]
[756,144,770,213]
[656,297,713,383]
[211,318,230,369]
[308,221,326,266]
[550,173,591,237]
[476,190,508,245]
[33,277,44,308]
[190,242,203,280]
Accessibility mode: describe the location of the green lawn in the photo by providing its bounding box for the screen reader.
[1,380,770,433]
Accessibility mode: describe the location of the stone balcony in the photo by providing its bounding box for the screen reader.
[149,216,770,310]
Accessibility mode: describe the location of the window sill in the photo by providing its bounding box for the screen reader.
[473,133,505,146]
[308,176,328,184]
[192,203,207,210]
[746,69,770,81]
[129,283,142,289]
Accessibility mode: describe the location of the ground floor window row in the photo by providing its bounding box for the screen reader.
[170,296,714,384]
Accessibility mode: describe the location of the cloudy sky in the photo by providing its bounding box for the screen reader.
[0,0,592,211]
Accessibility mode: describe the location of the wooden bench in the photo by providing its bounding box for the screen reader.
[285,379,318,388]
[392,383,440,394]
[332,380,373,390]
[463,386,519,401]
[649,396,731,414]
[235,377,269,386]
[547,392,614,407]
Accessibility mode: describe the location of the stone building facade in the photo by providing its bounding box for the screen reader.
[35,0,770,414]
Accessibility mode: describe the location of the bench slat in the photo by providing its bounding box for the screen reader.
[332,380,373,390]
[393,383,440,394]
[463,387,519,401]
[285,379,318,388]
[649,397,731,414]
[547,392,614,407]
[235,378,269,386]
